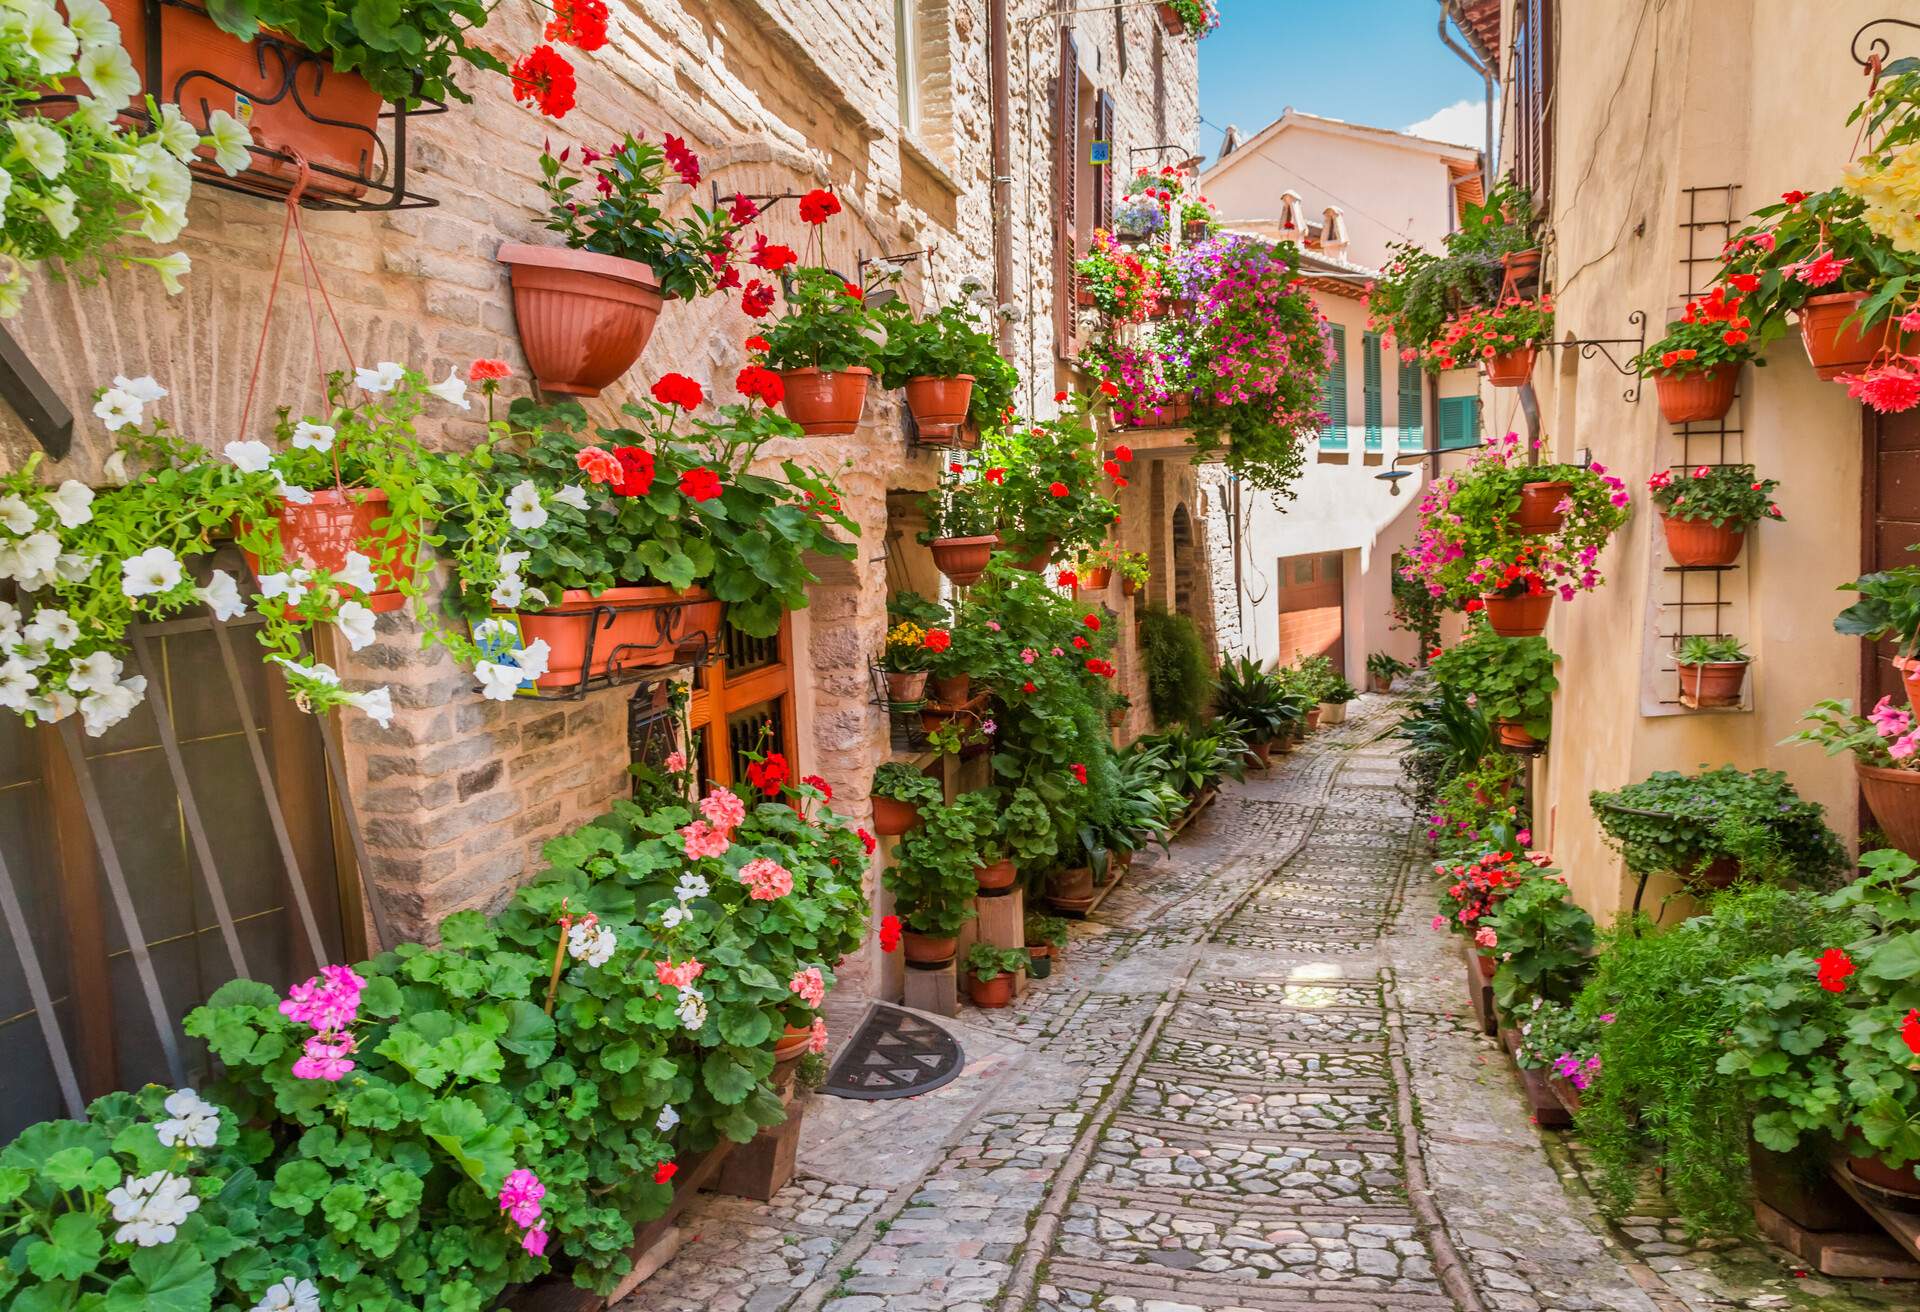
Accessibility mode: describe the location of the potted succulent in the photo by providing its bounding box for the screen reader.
[1429,623,1559,748]
[880,619,943,707]
[1674,634,1750,708]
[873,296,1006,442]
[506,138,740,396]
[755,264,880,435]
[1631,286,1763,424]
[918,471,1000,586]
[1644,465,1783,567]
[884,798,985,964]
[1789,699,1920,860]
[1024,913,1069,979]
[965,944,1027,1007]
[1835,552,1920,704]
[1073,230,1160,319]
[1591,765,1847,891]
[1366,651,1411,693]
[1426,295,1554,386]
[871,761,942,836]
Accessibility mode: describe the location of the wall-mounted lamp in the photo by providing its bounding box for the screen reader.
[1375,469,1414,496]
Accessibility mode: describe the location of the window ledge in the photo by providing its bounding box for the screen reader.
[898,129,963,195]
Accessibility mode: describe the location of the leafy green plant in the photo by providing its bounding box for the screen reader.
[1674,635,1750,664]
[1294,654,1355,705]
[1397,685,1495,812]
[1072,230,1160,319]
[1787,696,1920,772]
[1590,766,1848,885]
[965,944,1029,981]
[1512,996,1613,1088]
[1483,873,1597,1012]
[1428,624,1559,740]
[1139,608,1212,726]
[1211,655,1302,743]
[1427,752,1526,858]
[1424,295,1554,370]
[1366,179,1538,360]
[535,138,741,299]
[1135,724,1246,799]
[1716,186,1920,346]
[208,0,509,107]
[978,399,1121,556]
[1645,463,1783,529]
[1366,652,1412,684]
[886,800,985,936]
[1024,914,1070,949]
[872,761,943,807]
[873,296,1007,386]
[918,470,999,541]
[755,267,881,373]
[1836,548,1920,655]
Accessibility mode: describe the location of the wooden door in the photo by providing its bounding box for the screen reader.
[1862,408,1920,712]
[1277,552,1345,668]
[687,620,796,790]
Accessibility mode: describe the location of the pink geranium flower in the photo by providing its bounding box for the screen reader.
[679,820,730,859]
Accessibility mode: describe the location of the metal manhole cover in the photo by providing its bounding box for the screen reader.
[820,1003,965,1100]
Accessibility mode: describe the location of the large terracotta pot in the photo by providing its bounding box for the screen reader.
[1654,364,1739,425]
[1845,1153,1920,1199]
[772,1025,811,1063]
[871,794,921,836]
[1858,761,1920,860]
[1083,566,1114,589]
[929,534,998,587]
[778,367,871,435]
[500,245,667,397]
[1048,865,1095,913]
[1250,738,1275,768]
[904,375,974,440]
[1678,660,1748,708]
[968,973,1014,1008]
[1304,706,1322,730]
[884,670,928,705]
[1512,480,1571,535]
[1502,249,1542,285]
[1895,654,1920,707]
[1484,347,1537,387]
[1661,514,1746,567]
[1494,719,1538,749]
[513,586,722,688]
[932,673,971,705]
[253,488,414,613]
[1484,591,1552,637]
[902,931,957,966]
[975,858,1017,891]
[95,1,381,196]
[1798,292,1917,380]
[1013,538,1057,572]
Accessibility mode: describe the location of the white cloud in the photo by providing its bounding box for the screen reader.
[1405,100,1487,148]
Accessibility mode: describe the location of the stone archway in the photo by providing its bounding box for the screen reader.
[1171,503,1201,623]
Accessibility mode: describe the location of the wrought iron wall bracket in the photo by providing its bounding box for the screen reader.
[1854,18,1920,70]
[1546,310,1648,403]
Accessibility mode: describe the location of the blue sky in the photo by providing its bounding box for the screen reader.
[1198,0,1489,162]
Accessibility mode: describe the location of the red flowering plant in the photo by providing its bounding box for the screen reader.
[754,266,881,373]
[978,396,1121,560]
[1425,294,1554,371]
[535,135,742,298]
[1432,847,1557,947]
[1714,187,1920,345]
[1630,285,1765,378]
[1644,463,1783,530]
[1073,229,1161,319]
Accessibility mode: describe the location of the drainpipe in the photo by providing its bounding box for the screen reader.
[989,0,1014,357]
[1436,5,1495,196]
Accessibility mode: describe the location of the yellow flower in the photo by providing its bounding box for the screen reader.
[1845,143,1920,255]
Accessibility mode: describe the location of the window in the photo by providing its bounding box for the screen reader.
[1053,27,1080,359]
[1362,331,1383,451]
[688,620,795,793]
[1514,0,1554,209]
[1318,324,1348,451]
[1438,395,1482,450]
[1397,353,1424,449]
[894,0,917,131]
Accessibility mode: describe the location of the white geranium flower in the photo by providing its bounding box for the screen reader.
[427,369,469,410]
[291,421,335,452]
[488,573,525,609]
[674,985,707,1032]
[0,495,35,535]
[258,570,309,606]
[79,676,147,735]
[672,874,709,902]
[334,550,378,596]
[354,361,406,394]
[23,609,78,650]
[47,480,93,528]
[566,920,616,966]
[100,450,131,486]
[156,104,200,162]
[155,1088,220,1149]
[197,570,244,621]
[11,120,67,181]
[12,3,77,78]
[106,1170,199,1246]
[36,185,78,239]
[27,689,77,724]
[150,251,190,296]
[250,1276,322,1312]
[55,551,95,582]
[204,109,251,177]
[0,658,37,709]
[64,650,123,694]
[347,685,393,729]
[113,375,166,404]
[474,660,523,701]
[78,41,139,111]
[334,600,377,651]
[222,440,272,473]
[93,388,143,431]
[660,905,692,929]
[505,481,548,531]
[121,547,182,598]
[655,1104,680,1133]
[510,638,550,681]
[551,483,589,511]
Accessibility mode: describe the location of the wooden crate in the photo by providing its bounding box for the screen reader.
[975,886,1026,951]
[902,960,958,1017]
[1757,1198,1920,1280]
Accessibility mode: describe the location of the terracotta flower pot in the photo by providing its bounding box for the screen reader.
[1122,578,1139,596]
[903,931,957,967]
[1678,660,1748,708]
[513,586,722,688]
[1075,285,1099,309]
[1484,591,1552,637]
[500,245,668,398]
[968,973,1015,1008]
[1013,538,1057,572]
[1121,395,1193,430]
[1494,719,1538,749]
[1369,673,1394,694]
[1476,952,1497,979]
[1845,1154,1920,1200]
[1895,654,1920,707]
[1512,480,1572,535]
[779,367,872,436]
[1502,249,1542,284]
[1048,865,1095,913]
[772,1024,812,1063]
[1798,292,1918,380]
[1304,706,1322,730]
[250,487,416,614]
[975,858,1017,891]
[1660,514,1746,567]
[871,794,922,836]
[1251,738,1275,768]
[1677,855,1741,890]
[1858,761,1920,861]
[1484,346,1537,387]
[932,673,971,705]
[884,670,928,705]
[1083,566,1114,589]
[1155,1,1183,34]
[929,534,998,586]
[1654,363,1739,424]
[904,374,975,439]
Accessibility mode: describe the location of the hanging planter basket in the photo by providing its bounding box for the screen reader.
[904,374,975,441]
[1502,249,1543,285]
[1493,718,1539,749]
[929,534,998,586]
[1484,347,1537,387]
[500,244,668,398]
[1798,293,1917,381]
[1510,480,1572,535]
[511,586,722,689]
[1858,761,1920,861]
[1654,363,1739,424]
[779,367,871,436]
[1083,566,1113,589]
[1011,537,1057,573]
[1660,514,1746,567]
[249,488,414,613]
[1484,592,1552,637]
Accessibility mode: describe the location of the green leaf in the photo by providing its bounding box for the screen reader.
[498,1000,556,1065]
[1866,931,1920,981]
[270,1160,332,1215]
[599,1039,641,1074]
[104,1245,215,1312]
[701,1049,758,1106]
[27,1213,104,1282]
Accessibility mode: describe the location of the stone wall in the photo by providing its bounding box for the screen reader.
[0,2,1200,949]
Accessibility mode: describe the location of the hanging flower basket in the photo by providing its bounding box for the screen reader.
[929,534,998,586]
[1484,347,1537,387]
[512,586,722,689]
[904,374,974,441]
[779,367,871,436]
[1012,537,1057,572]
[1858,761,1920,861]
[1484,592,1552,637]
[1493,718,1538,749]
[1119,395,1193,430]
[1678,660,1748,708]
[1083,565,1114,589]
[1155,2,1184,34]
[250,487,415,614]
[499,244,669,398]
[871,794,922,836]
[1798,293,1917,381]
[1660,514,1745,567]
[1654,363,1739,424]
[1502,249,1543,284]
[1510,480,1572,535]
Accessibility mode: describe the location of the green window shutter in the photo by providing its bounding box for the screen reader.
[1362,332,1383,450]
[1397,354,1424,449]
[1437,395,1482,450]
[1319,325,1348,451]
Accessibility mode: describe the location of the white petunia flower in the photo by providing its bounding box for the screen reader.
[13,532,58,582]
[505,480,548,531]
[156,103,200,162]
[347,686,393,729]
[23,609,78,650]
[0,167,11,213]
[100,450,131,486]
[474,660,524,701]
[257,570,309,607]
[488,573,525,609]
[333,551,378,596]
[35,185,78,239]
[93,387,143,431]
[80,674,147,738]
[137,155,192,243]
[497,549,529,576]
[112,375,167,404]
[274,475,313,506]
[222,440,272,473]
[291,421,335,452]
[197,570,244,621]
[250,1276,322,1312]
[155,1088,220,1149]
[0,658,37,709]
[471,617,513,645]
[12,639,47,671]
[55,551,95,583]
[0,599,19,641]
[64,650,123,694]
[672,874,709,902]
[551,483,589,511]
[354,361,406,394]
[270,656,340,687]
[426,369,469,410]
[105,1170,199,1246]
[78,41,139,111]
[12,4,77,78]
[120,546,182,597]
[150,251,190,296]
[510,638,550,681]
[26,689,77,724]
[70,95,115,134]
[47,480,93,528]
[11,120,67,181]
[65,0,118,48]
[334,600,377,651]
[205,109,251,177]
[0,495,35,535]
[655,1104,680,1133]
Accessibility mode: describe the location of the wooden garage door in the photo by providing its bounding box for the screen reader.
[1277,552,1345,668]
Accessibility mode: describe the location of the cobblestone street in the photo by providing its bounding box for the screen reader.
[615,693,1911,1312]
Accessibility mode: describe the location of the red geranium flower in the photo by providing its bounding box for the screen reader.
[679,468,724,502]
[736,364,785,407]
[1816,948,1854,993]
[742,280,777,317]
[984,467,1006,484]
[544,0,608,50]
[467,358,511,382]
[612,446,655,498]
[1098,380,1118,397]
[650,373,704,410]
[798,188,842,224]
[1022,681,1036,693]
[1104,459,1122,478]
[746,752,789,797]
[577,446,621,485]
[857,827,877,856]
[1905,1008,1920,1056]
[744,335,770,352]
[842,281,864,301]
[801,773,832,799]
[1113,445,1133,462]
[715,265,741,291]
[1056,570,1077,588]
[1086,658,1116,678]
[1083,614,1101,631]
[510,45,577,118]
[1048,482,1069,498]
[1069,763,1088,785]
[729,192,760,224]
[1054,390,1069,403]
[922,628,952,653]
[1072,635,1090,649]
[750,233,798,271]
[653,1162,678,1185]
[879,914,901,951]
[662,134,701,187]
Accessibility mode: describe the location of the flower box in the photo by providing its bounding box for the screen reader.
[512,586,722,689]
